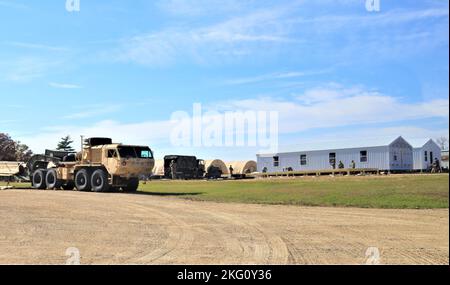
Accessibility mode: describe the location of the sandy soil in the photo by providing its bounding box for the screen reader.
[0,190,448,265]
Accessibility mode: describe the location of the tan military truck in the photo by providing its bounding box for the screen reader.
[31,138,154,192]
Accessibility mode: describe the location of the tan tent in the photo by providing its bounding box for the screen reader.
[204,159,229,176]
[227,160,257,175]
[152,160,165,176]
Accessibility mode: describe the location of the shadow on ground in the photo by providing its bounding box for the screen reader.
[130,191,203,197]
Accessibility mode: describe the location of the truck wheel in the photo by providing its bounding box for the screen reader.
[91,169,110,192]
[123,178,139,193]
[62,181,75,191]
[46,169,62,190]
[32,169,47,190]
[75,169,91,192]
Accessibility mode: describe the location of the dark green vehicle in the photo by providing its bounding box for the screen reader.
[163,155,205,180]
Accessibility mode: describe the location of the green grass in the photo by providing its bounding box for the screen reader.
[0,182,29,188]
[138,174,449,209]
[2,174,448,209]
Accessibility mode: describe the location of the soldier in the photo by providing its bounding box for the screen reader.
[229,165,234,178]
[338,161,345,169]
[170,160,177,179]
[431,159,437,173]
[350,160,356,169]
[435,158,441,173]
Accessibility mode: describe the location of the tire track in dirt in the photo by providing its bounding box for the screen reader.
[121,202,195,264]
[191,207,289,264]
[0,190,448,265]
[121,198,289,264]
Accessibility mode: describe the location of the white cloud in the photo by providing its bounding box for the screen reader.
[157,0,252,16]
[62,105,121,119]
[116,6,295,65]
[1,57,61,82]
[17,84,449,157]
[225,69,332,85]
[0,1,28,9]
[18,119,175,154]
[49,82,83,89]
[212,85,449,134]
[277,126,450,153]
[4,41,68,52]
[115,4,449,66]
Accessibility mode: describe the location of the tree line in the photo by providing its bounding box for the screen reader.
[0,132,448,162]
[0,133,75,162]
[0,133,33,161]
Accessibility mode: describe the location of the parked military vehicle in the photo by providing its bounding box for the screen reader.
[204,160,228,179]
[30,137,154,192]
[163,155,205,179]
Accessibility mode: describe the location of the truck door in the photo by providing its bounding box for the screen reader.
[107,149,119,172]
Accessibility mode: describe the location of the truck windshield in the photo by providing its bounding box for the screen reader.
[117,147,153,159]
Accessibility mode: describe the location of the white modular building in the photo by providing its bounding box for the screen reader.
[441,150,449,170]
[412,139,442,171]
[257,136,415,173]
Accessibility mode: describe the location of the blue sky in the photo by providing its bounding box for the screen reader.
[0,0,448,160]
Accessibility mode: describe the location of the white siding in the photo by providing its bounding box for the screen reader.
[442,151,449,169]
[257,146,391,172]
[413,148,424,170]
[388,137,413,170]
[413,140,442,170]
[257,136,417,172]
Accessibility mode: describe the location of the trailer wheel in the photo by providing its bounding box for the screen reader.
[123,178,139,193]
[46,169,62,190]
[91,169,110,192]
[62,181,75,191]
[75,169,91,192]
[32,169,47,190]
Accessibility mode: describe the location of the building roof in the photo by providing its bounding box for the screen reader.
[258,136,411,156]
[408,138,437,149]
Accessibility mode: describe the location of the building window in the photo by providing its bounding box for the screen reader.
[273,156,279,167]
[360,151,368,162]
[424,151,428,162]
[329,153,336,165]
[300,155,307,166]
[393,154,398,161]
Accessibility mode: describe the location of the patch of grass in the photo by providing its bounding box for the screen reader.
[138,174,449,209]
[2,174,448,209]
[0,182,29,188]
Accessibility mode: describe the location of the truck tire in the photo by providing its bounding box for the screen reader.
[62,181,75,191]
[91,169,110,193]
[75,169,91,192]
[123,178,139,193]
[32,169,47,190]
[46,169,62,190]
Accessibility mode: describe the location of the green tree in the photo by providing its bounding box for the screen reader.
[15,141,33,162]
[0,133,33,161]
[56,135,75,152]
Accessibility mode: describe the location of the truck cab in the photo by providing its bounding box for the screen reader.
[31,138,155,193]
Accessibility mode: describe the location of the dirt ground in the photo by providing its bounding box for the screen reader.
[0,190,448,265]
